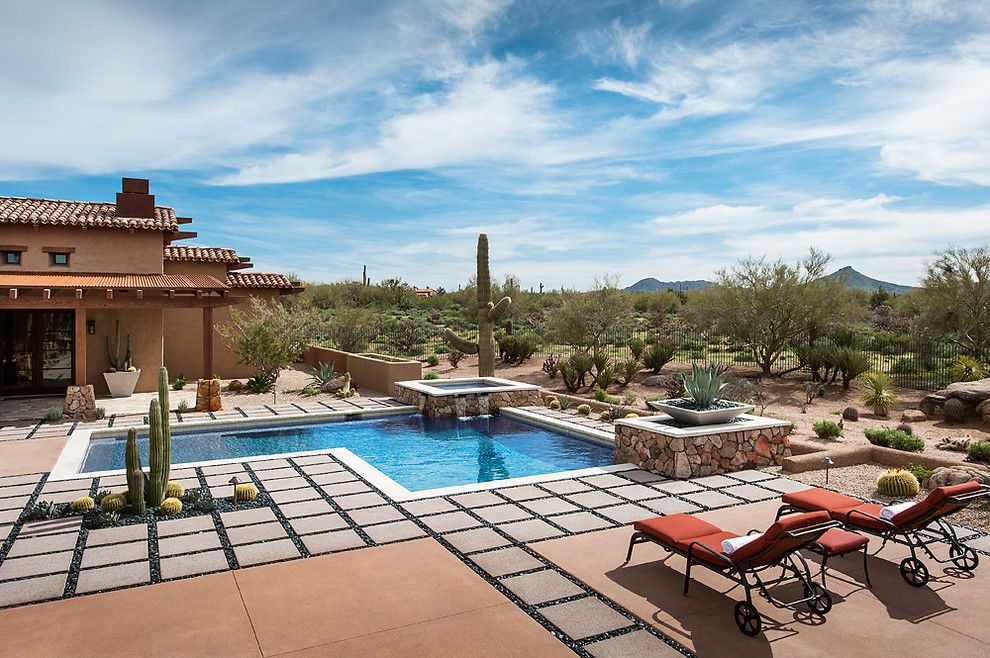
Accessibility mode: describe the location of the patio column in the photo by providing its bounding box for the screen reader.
[74,308,87,385]
[202,306,213,379]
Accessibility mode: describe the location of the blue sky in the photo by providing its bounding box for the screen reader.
[1,0,989,289]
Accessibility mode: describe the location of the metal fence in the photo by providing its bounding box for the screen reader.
[317,322,962,392]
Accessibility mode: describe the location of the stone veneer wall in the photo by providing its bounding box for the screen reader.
[615,422,791,479]
[393,386,543,417]
[62,385,99,421]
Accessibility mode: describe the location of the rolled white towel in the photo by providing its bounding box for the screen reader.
[721,534,762,555]
[880,501,915,520]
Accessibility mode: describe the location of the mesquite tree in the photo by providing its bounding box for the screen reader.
[443,234,511,376]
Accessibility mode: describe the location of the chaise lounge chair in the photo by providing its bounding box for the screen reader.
[625,511,838,636]
[776,482,989,587]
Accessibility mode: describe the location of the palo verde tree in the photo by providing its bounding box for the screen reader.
[915,246,990,362]
[219,297,323,382]
[691,249,845,375]
[443,234,511,376]
[548,275,632,353]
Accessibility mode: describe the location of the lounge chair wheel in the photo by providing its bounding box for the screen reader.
[803,582,832,614]
[899,557,929,587]
[734,601,762,636]
[949,545,979,571]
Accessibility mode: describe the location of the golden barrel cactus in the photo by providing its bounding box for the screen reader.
[165,481,185,499]
[71,496,95,512]
[877,469,920,497]
[234,483,259,503]
[100,493,126,514]
[159,497,183,515]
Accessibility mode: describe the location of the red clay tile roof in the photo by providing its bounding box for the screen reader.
[164,245,241,263]
[0,197,178,231]
[0,272,228,290]
[226,272,298,289]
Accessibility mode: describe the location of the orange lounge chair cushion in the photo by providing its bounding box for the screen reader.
[782,488,860,513]
[833,503,889,530]
[677,531,739,567]
[634,514,725,546]
[888,482,982,528]
[814,528,869,555]
[728,511,832,565]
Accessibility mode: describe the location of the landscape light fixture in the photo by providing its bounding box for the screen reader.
[823,457,835,485]
[229,476,240,505]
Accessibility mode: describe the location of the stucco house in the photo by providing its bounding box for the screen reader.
[0,178,302,396]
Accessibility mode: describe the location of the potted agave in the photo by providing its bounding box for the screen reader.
[649,363,753,425]
[103,320,141,397]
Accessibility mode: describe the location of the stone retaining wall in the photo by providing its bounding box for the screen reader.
[394,386,543,417]
[615,422,791,479]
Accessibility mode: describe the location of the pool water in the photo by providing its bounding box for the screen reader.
[425,380,508,390]
[80,413,613,491]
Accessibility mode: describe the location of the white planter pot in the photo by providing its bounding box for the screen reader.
[647,398,754,426]
[104,369,141,398]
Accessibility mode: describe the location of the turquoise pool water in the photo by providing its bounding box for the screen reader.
[80,413,613,491]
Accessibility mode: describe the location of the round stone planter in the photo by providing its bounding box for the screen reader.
[103,369,141,397]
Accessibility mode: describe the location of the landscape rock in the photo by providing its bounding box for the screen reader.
[721,378,757,403]
[923,464,990,489]
[195,378,222,412]
[321,376,345,394]
[641,374,683,397]
[935,378,990,405]
[900,409,928,423]
[919,394,945,418]
[62,385,99,421]
[935,436,972,452]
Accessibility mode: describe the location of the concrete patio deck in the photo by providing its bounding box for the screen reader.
[0,401,987,656]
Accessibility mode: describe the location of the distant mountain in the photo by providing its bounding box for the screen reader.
[822,266,914,295]
[625,278,711,292]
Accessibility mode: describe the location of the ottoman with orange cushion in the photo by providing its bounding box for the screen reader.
[807,527,871,588]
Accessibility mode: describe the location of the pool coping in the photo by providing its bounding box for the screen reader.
[395,376,539,396]
[48,404,626,502]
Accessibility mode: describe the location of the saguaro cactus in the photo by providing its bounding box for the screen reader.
[145,367,172,506]
[125,428,146,514]
[443,234,511,377]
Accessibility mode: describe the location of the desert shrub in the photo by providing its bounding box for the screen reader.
[542,353,560,379]
[227,379,244,392]
[860,372,898,416]
[831,347,871,388]
[219,297,322,382]
[642,340,676,374]
[618,358,640,386]
[426,353,440,367]
[903,463,933,482]
[172,375,187,391]
[829,326,861,349]
[967,441,990,463]
[627,337,646,361]
[952,355,986,383]
[593,388,621,404]
[446,348,465,369]
[890,357,921,376]
[177,400,190,414]
[864,428,925,452]
[391,317,423,355]
[44,407,62,423]
[498,332,540,365]
[812,420,843,439]
[245,373,274,393]
[423,372,440,380]
[329,307,379,353]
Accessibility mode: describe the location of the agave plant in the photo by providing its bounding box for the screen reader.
[309,362,337,388]
[682,363,729,409]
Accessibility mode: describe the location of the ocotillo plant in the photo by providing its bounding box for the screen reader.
[124,428,145,514]
[443,234,511,377]
[145,367,172,506]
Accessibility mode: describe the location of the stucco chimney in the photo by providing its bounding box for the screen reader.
[116,177,155,218]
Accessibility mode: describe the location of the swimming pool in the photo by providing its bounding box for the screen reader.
[79,413,614,492]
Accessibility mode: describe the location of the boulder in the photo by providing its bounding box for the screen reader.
[923,464,990,489]
[919,394,945,418]
[901,409,928,423]
[321,375,345,394]
[642,374,683,397]
[935,378,990,405]
[721,378,757,403]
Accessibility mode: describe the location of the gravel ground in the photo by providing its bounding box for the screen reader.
[771,462,990,534]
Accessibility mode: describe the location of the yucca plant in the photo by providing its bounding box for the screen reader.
[952,355,986,383]
[861,372,898,416]
[682,363,729,409]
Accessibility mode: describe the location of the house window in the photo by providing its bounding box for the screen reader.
[2,251,21,265]
[50,252,70,266]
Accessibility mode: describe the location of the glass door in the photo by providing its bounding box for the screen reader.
[0,310,75,395]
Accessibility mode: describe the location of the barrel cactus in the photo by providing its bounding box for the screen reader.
[234,483,259,503]
[442,234,511,377]
[165,481,185,499]
[842,406,859,422]
[624,412,640,418]
[100,493,126,514]
[70,496,95,512]
[577,404,591,416]
[547,398,561,410]
[159,497,183,515]
[599,410,612,421]
[943,398,967,423]
[876,468,920,497]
